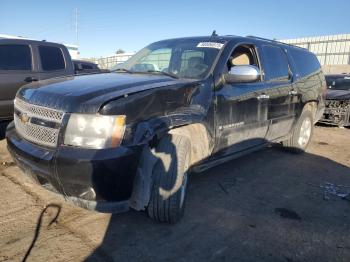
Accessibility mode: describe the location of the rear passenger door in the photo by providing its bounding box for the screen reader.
[260,45,296,140]
[37,45,69,80]
[0,44,38,119]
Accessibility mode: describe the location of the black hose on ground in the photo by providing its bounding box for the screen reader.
[22,203,62,262]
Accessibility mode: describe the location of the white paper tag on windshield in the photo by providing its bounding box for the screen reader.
[197,42,224,49]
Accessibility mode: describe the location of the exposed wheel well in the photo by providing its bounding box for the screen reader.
[130,123,212,211]
[168,123,212,166]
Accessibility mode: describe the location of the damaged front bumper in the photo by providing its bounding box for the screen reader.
[319,99,350,127]
[6,122,142,213]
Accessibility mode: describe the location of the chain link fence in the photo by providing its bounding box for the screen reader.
[88,53,134,69]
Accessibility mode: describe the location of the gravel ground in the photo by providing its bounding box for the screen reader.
[0,126,349,262]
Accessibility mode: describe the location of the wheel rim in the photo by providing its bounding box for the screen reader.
[298,117,312,148]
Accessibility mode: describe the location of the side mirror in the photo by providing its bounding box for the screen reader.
[225,65,261,83]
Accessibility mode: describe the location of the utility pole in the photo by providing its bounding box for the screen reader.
[75,8,79,46]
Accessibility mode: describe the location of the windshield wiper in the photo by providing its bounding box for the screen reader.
[111,68,134,74]
[146,70,179,79]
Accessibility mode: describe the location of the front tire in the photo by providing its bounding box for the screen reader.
[282,109,314,153]
[147,134,190,224]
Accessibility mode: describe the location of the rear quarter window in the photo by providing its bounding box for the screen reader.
[39,46,66,71]
[289,48,320,77]
[0,44,32,70]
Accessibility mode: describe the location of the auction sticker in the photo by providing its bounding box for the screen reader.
[197,42,224,49]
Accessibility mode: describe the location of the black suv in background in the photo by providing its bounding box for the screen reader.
[73,59,108,74]
[0,39,75,123]
[319,74,350,127]
[7,35,326,223]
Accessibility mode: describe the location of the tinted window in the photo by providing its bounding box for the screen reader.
[326,76,350,90]
[73,62,80,71]
[261,45,289,81]
[0,44,32,70]
[289,48,320,77]
[82,64,94,70]
[39,46,65,71]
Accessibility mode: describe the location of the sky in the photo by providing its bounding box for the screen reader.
[1,0,349,58]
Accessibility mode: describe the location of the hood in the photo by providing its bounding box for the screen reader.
[326,89,350,100]
[18,73,196,113]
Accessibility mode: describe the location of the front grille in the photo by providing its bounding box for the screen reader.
[14,98,64,147]
[15,98,64,123]
[325,100,350,114]
[326,99,349,107]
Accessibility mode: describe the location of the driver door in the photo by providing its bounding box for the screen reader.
[214,43,269,156]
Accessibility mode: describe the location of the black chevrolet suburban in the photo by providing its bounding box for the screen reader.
[6,35,326,223]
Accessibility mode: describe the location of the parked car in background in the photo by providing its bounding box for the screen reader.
[6,35,326,223]
[0,38,75,123]
[73,59,108,74]
[318,74,350,127]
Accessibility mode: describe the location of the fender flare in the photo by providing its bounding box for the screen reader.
[302,101,319,123]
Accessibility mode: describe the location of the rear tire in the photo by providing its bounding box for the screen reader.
[282,109,314,153]
[147,134,190,224]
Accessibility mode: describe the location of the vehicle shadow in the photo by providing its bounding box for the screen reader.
[85,144,350,262]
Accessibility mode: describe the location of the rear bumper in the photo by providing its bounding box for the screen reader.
[6,122,142,212]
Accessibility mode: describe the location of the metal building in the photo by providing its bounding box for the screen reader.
[280,34,350,66]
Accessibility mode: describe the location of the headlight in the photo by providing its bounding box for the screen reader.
[64,114,126,149]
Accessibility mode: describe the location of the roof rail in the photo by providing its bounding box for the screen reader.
[246,35,277,42]
[246,35,307,50]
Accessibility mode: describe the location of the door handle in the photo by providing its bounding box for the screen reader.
[257,94,270,100]
[24,77,38,83]
[289,90,298,96]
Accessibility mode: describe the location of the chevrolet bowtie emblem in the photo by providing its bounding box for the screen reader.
[20,113,30,124]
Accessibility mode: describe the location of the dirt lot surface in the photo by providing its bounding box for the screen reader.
[0,126,349,262]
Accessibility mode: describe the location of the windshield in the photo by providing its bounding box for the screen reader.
[113,39,225,79]
[326,76,350,91]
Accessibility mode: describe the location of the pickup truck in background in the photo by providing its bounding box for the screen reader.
[0,39,74,121]
[0,39,113,138]
[0,38,75,124]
